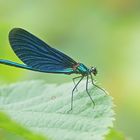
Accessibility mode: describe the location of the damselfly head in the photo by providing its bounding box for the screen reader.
[91,67,97,76]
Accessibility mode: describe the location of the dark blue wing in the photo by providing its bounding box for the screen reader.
[9,28,77,74]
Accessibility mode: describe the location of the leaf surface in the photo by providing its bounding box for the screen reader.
[0,80,114,140]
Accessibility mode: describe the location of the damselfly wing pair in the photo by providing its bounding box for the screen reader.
[0,28,106,110]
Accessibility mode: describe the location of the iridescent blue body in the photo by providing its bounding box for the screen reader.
[0,60,91,75]
[0,28,105,111]
[74,63,90,74]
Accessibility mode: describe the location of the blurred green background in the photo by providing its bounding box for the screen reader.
[0,0,140,139]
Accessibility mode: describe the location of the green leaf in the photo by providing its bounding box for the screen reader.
[0,111,47,140]
[105,129,129,140]
[0,80,114,140]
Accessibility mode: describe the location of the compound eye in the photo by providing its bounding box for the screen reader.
[92,67,97,76]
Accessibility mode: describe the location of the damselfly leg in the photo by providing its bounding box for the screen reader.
[72,76,82,91]
[69,76,84,111]
[90,74,108,95]
[86,75,95,108]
